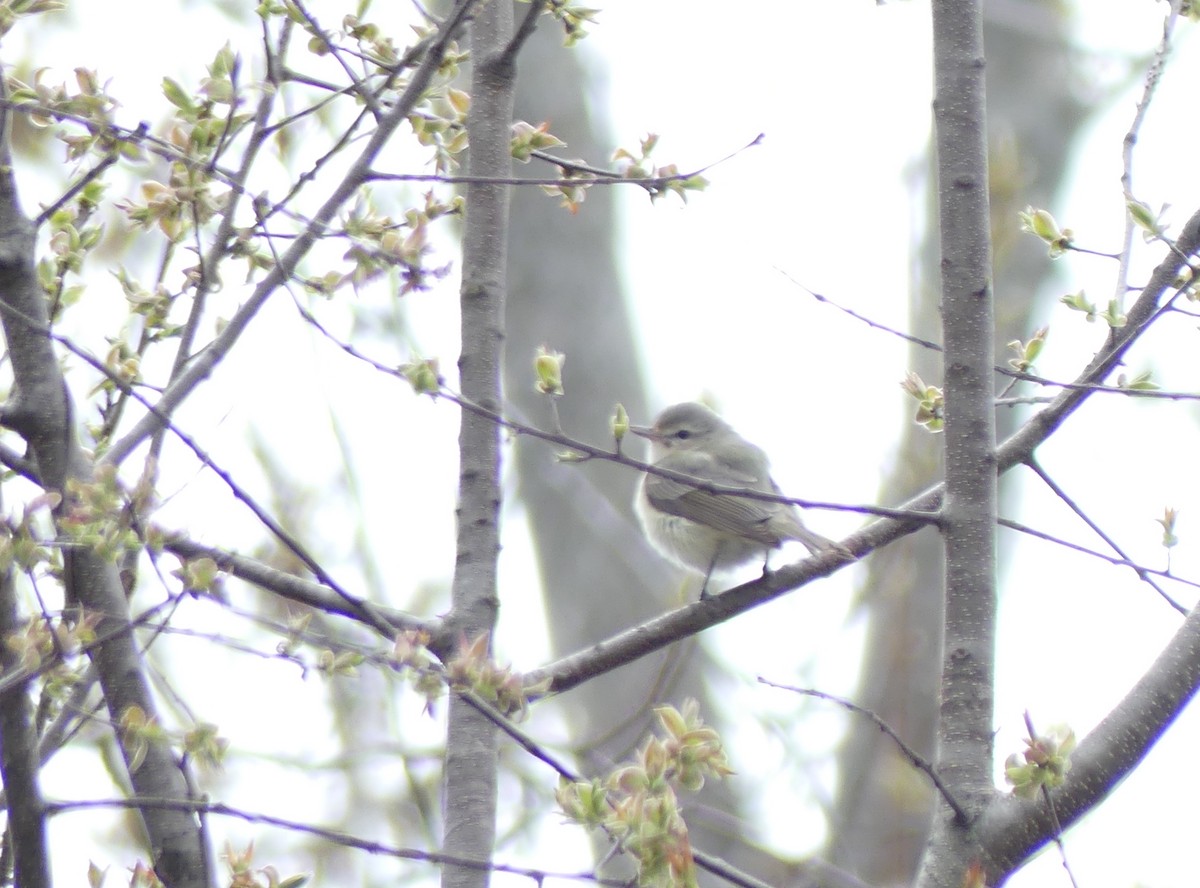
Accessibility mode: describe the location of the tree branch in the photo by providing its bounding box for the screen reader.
[0,70,210,888]
[979,599,1200,877]
[100,0,482,467]
[0,562,50,888]
[441,1,515,886]
[161,537,437,638]
[759,678,969,823]
[917,10,997,888]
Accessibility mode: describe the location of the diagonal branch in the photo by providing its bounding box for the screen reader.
[758,678,969,823]
[100,0,483,468]
[1024,458,1186,614]
[979,598,1200,877]
[529,206,1200,707]
[162,536,436,638]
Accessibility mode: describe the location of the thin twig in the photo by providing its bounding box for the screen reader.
[502,0,547,66]
[998,518,1199,598]
[33,128,141,227]
[758,678,970,824]
[1023,712,1080,888]
[777,269,945,353]
[45,797,629,886]
[1116,1,1181,308]
[1023,458,1187,614]
[284,293,934,524]
[289,0,385,120]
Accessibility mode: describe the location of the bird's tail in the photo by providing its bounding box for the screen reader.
[792,525,853,560]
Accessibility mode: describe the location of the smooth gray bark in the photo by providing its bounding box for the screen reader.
[441,3,516,888]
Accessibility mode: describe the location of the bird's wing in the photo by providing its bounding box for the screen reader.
[642,452,783,545]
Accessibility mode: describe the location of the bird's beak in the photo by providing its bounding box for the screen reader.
[630,424,659,441]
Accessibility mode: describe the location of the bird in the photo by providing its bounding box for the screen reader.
[632,401,846,596]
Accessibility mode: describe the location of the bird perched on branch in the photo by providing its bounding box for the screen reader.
[632,401,848,596]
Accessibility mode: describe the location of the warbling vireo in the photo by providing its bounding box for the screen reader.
[632,402,844,596]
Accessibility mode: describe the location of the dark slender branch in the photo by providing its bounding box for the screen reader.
[32,128,139,228]
[502,0,547,66]
[368,132,761,192]
[26,318,399,639]
[527,132,760,189]
[998,518,1196,600]
[780,270,946,353]
[46,797,628,886]
[446,390,937,525]
[289,0,385,120]
[1008,371,1200,401]
[162,536,436,638]
[758,678,969,823]
[368,170,691,187]
[524,538,867,695]
[1023,458,1187,614]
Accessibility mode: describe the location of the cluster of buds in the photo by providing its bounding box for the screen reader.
[557,700,732,888]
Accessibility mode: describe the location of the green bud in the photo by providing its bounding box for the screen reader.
[612,403,629,441]
[534,346,565,396]
[1060,290,1097,322]
[1007,326,1048,372]
[400,358,441,395]
[1101,298,1128,329]
[1019,206,1073,257]
[1127,197,1160,236]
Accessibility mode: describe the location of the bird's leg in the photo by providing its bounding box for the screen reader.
[700,546,722,599]
[760,548,771,578]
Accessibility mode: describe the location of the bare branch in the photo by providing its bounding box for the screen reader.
[0,564,51,888]
[441,1,514,885]
[998,518,1195,605]
[46,797,629,886]
[758,678,969,823]
[1023,459,1187,614]
[161,537,436,638]
[979,599,1200,875]
[1115,2,1183,306]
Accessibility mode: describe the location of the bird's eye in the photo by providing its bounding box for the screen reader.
[675,430,691,440]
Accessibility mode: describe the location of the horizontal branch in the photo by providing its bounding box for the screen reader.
[45,797,629,886]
